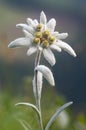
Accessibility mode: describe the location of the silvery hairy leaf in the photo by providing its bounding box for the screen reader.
[32,72,43,99]
[15,102,40,119]
[45,102,73,130]
[35,65,55,86]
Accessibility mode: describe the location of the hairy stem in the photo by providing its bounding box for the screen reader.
[34,49,43,130]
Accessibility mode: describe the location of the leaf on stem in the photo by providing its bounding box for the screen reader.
[15,102,40,119]
[33,72,43,103]
[37,71,43,98]
[35,65,55,86]
[45,101,73,130]
[32,76,37,99]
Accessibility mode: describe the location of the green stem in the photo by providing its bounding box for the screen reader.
[34,49,43,130]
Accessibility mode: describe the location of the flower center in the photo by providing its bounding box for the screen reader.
[49,36,55,42]
[43,40,49,48]
[43,30,50,37]
[34,38,40,44]
[37,24,42,31]
[35,32,42,38]
[34,24,55,47]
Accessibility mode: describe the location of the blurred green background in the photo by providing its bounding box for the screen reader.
[0,0,86,129]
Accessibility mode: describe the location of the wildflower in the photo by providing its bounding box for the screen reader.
[8,11,76,66]
[9,11,76,130]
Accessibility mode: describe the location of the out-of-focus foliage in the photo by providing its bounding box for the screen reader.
[0,77,86,130]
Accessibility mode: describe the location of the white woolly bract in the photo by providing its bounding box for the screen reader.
[57,40,76,57]
[56,33,68,39]
[43,48,56,66]
[35,65,55,86]
[40,11,47,24]
[8,37,31,48]
[16,24,35,34]
[27,47,37,56]
[47,18,56,32]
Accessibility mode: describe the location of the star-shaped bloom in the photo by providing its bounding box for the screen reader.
[8,11,76,66]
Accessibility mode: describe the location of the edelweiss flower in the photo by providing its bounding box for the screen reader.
[8,11,76,66]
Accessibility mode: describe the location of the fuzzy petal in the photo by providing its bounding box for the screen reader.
[27,18,34,25]
[56,33,68,39]
[40,11,47,24]
[27,18,37,28]
[57,40,76,57]
[16,24,35,34]
[51,31,59,36]
[34,19,38,25]
[23,30,34,39]
[16,23,29,30]
[43,48,56,66]
[50,44,61,52]
[8,37,32,48]
[35,65,55,86]
[47,18,56,31]
[27,47,37,56]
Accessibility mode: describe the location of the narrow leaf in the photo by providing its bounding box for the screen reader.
[37,71,43,98]
[45,102,73,130]
[32,76,37,99]
[33,72,43,100]
[15,102,40,118]
[35,65,55,86]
